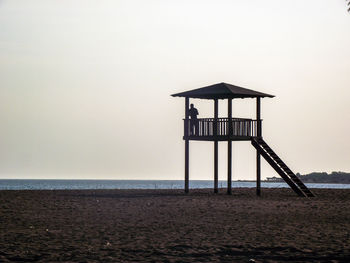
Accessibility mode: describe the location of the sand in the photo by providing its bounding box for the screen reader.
[1,188,350,262]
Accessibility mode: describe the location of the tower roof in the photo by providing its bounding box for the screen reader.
[171,82,274,99]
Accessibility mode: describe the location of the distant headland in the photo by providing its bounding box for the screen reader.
[265,171,350,184]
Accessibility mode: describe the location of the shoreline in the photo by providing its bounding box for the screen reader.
[1,178,350,184]
[0,178,350,184]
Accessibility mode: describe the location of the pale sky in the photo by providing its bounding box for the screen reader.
[0,0,349,180]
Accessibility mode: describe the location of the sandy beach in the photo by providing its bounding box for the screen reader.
[1,188,350,262]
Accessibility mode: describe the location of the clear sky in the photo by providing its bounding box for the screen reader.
[0,0,349,180]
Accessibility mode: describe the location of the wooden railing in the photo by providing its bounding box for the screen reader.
[184,118,259,138]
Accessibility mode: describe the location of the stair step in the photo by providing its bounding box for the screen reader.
[293,180,303,184]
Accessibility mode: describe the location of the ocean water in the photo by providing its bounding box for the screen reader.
[0,179,350,190]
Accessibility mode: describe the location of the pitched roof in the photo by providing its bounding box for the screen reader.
[171,82,274,99]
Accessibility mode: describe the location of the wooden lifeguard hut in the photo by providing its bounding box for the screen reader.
[172,82,314,197]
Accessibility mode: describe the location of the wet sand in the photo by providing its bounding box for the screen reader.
[1,188,350,262]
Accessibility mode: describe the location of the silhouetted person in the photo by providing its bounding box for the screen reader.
[188,103,199,135]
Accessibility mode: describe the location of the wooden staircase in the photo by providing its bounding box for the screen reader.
[251,137,315,197]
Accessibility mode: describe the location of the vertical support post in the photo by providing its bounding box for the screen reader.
[257,97,262,138]
[256,97,261,196]
[227,98,232,195]
[185,97,189,194]
[214,99,218,194]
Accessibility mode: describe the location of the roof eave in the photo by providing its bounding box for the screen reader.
[171,94,275,99]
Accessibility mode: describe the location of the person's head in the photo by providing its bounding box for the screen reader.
[190,103,194,108]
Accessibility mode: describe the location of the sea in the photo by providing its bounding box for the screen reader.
[0,179,350,190]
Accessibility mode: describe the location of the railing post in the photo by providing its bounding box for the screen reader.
[214,99,218,194]
[185,97,189,194]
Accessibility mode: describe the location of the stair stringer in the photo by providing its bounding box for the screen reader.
[251,138,307,197]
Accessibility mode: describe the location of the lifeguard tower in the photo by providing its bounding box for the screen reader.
[172,82,314,197]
